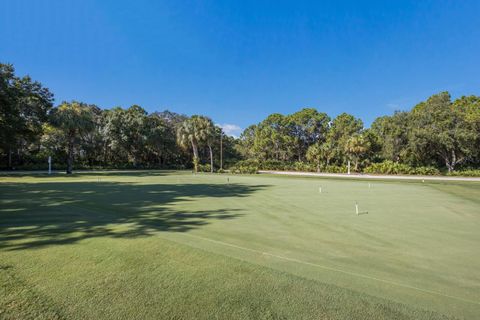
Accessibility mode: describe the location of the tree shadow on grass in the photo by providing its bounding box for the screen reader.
[0,180,269,251]
[0,170,175,178]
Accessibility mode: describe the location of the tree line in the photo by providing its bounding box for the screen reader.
[237,94,480,173]
[0,63,239,173]
[1,63,480,174]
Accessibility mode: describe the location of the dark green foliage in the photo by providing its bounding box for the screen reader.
[1,62,480,175]
[236,93,480,175]
[364,161,440,175]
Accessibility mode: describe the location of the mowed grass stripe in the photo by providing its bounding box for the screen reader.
[181,232,480,306]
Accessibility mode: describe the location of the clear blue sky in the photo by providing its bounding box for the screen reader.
[2,0,479,136]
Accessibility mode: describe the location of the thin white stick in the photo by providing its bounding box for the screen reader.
[319,187,322,193]
[355,202,359,215]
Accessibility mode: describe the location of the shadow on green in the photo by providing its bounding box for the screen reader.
[0,181,268,251]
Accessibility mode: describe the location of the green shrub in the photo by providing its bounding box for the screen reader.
[198,164,212,172]
[293,162,317,172]
[447,169,480,177]
[364,161,440,175]
[228,160,259,174]
[322,165,348,173]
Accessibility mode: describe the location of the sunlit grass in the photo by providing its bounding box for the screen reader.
[1,171,479,319]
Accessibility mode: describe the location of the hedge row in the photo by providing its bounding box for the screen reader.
[363,161,440,175]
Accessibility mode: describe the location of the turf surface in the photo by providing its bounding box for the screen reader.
[1,171,479,319]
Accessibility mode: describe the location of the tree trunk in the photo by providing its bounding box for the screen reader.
[191,141,199,173]
[444,150,456,173]
[220,133,223,170]
[103,142,108,165]
[8,148,12,169]
[66,137,74,174]
[208,144,214,173]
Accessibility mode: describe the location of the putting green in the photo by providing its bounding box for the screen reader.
[1,171,479,319]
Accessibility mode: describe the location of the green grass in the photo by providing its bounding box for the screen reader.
[1,171,479,319]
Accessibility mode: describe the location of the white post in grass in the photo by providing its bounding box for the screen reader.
[368,182,371,189]
[319,187,322,193]
[355,201,359,215]
[48,156,52,175]
[347,161,351,175]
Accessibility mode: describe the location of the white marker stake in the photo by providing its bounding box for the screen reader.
[355,202,359,215]
[368,183,371,189]
[319,187,322,193]
[48,156,52,175]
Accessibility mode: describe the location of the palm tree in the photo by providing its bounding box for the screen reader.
[198,118,216,173]
[177,115,215,173]
[50,101,94,174]
[344,134,371,172]
[306,143,322,172]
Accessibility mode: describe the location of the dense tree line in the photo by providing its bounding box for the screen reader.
[237,94,480,173]
[0,64,239,173]
[1,63,479,174]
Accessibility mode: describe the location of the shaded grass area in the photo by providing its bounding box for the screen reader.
[0,179,265,250]
[1,171,479,319]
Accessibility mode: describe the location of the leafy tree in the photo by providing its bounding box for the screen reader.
[409,92,477,172]
[325,113,363,165]
[254,114,293,161]
[50,101,94,174]
[287,108,330,161]
[0,63,53,168]
[237,125,257,159]
[370,111,410,163]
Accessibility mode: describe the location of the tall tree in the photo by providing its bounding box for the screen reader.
[197,116,216,173]
[287,108,330,161]
[0,63,53,168]
[325,113,363,165]
[177,115,213,173]
[409,92,477,172]
[344,134,371,172]
[50,101,94,174]
[370,111,410,163]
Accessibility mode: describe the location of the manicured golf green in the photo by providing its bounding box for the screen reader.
[1,171,479,319]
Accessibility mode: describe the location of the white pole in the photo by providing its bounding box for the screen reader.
[48,156,52,175]
[319,187,322,193]
[355,201,359,215]
[347,161,351,175]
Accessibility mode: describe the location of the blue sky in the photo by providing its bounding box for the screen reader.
[2,0,479,136]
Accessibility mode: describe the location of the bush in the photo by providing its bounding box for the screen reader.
[198,164,212,172]
[228,160,258,174]
[447,169,480,177]
[322,165,348,173]
[364,161,440,175]
[292,161,317,172]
